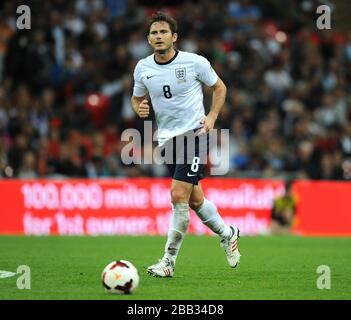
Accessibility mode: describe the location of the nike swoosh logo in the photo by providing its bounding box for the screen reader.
[146,75,155,79]
[187,173,196,177]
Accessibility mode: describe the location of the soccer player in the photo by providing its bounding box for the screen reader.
[131,12,241,277]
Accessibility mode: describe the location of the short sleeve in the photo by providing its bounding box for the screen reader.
[195,55,218,87]
[132,61,147,97]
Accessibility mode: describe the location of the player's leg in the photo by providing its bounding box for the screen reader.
[147,179,193,277]
[189,183,241,268]
[165,180,193,260]
[189,183,232,238]
[270,220,288,235]
[270,214,292,235]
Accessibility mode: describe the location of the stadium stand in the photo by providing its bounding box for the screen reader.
[0,0,350,180]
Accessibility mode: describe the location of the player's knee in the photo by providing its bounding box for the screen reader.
[189,199,204,211]
[171,188,190,204]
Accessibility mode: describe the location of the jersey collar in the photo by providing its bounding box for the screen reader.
[153,50,179,65]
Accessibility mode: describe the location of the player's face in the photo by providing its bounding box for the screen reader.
[148,21,177,54]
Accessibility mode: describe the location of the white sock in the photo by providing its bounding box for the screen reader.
[195,198,232,240]
[164,203,190,263]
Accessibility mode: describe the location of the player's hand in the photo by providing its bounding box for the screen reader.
[198,112,217,135]
[138,99,150,118]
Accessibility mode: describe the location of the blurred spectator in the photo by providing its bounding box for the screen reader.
[264,57,292,103]
[314,94,344,129]
[228,0,261,34]
[294,140,321,179]
[340,122,351,157]
[7,134,30,175]
[18,151,38,179]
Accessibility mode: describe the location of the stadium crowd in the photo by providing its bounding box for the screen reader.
[0,0,350,180]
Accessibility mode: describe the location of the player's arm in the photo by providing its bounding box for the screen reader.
[208,77,227,120]
[131,95,150,118]
[131,61,150,118]
[199,77,227,134]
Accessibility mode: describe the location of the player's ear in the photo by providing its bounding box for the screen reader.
[147,35,151,44]
[172,32,178,43]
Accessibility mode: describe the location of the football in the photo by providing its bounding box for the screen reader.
[101,260,139,294]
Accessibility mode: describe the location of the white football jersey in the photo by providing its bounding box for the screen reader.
[132,50,218,146]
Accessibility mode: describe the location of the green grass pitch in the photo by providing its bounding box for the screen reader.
[0,235,350,300]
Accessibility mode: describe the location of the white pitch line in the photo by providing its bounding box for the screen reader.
[0,270,16,278]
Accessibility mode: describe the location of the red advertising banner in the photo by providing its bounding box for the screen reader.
[293,180,351,236]
[0,179,350,236]
[0,178,283,236]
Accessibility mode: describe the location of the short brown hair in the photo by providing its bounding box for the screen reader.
[148,11,178,35]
